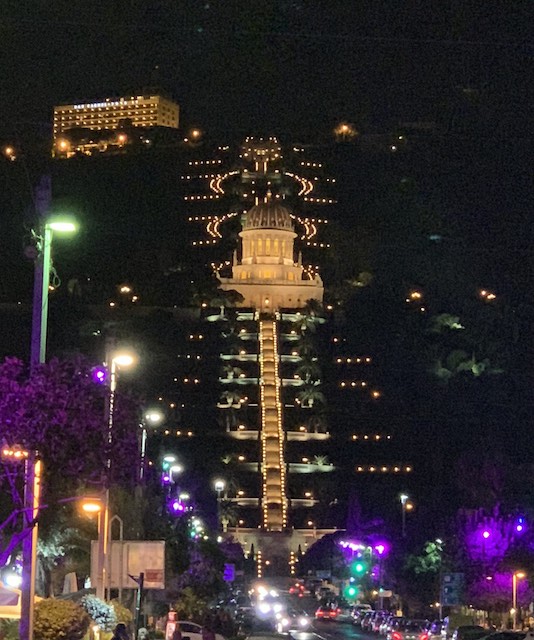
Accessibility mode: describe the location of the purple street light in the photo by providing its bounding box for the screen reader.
[374,543,388,556]
[91,365,108,384]
[171,500,185,513]
[482,530,491,539]
[516,518,526,533]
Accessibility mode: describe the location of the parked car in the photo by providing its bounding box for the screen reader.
[335,604,353,623]
[481,633,534,640]
[389,620,428,640]
[373,614,389,633]
[177,622,225,640]
[362,612,378,632]
[381,615,401,636]
[428,621,444,640]
[352,605,373,626]
[451,627,488,640]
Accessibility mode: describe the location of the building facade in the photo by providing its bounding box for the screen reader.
[53,94,179,139]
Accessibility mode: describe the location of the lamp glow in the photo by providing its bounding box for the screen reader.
[47,220,77,233]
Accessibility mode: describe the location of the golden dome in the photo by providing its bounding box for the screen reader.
[243,201,293,231]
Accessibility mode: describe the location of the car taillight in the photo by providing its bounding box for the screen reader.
[420,634,429,640]
[392,632,403,640]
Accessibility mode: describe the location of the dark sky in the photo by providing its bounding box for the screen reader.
[1,1,532,138]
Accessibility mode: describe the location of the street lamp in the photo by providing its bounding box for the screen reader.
[140,408,164,480]
[214,479,226,498]
[400,494,409,538]
[512,571,525,630]
[214,479,226,531]
[31,218,77,367]
[97,351,135,600]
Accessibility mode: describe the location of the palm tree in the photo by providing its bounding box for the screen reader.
[219,499,239,532]
[217,389,243,408]
[297,334,318,359]
[296,384,326,408]
[306,413,328,433]
[312,455,330,468]
[292,314,317,334]
[221,327,243,355]
[304,298,324,317]
[296,360,321,383]
[221,364,244,380]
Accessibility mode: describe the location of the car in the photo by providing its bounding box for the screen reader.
[389,620,428,640]
[362,612,378,632]
[373,614,389,633]
[380,615,399,636]
[315,606,339,621]
[275,610,312,633]
[352,605,373,626]
[384,617,406,637]
[428,621,444,640]
[176,622,225,640]
[334,603,353,623]
[451,627,487,640]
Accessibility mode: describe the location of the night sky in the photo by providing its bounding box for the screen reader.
[1,1,532,138]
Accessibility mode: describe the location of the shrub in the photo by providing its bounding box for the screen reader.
[80,595,117,631]
[111,599,133,625]
[34,599,90,640]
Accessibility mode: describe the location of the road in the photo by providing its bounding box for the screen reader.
[291,622,374,640]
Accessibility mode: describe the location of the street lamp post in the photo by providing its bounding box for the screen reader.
[400,494,409,538]
[97,352,135,600]
[214,479,226,531]
[31,219,77,367]
[435,538,444,620]
[140,409,164,481]
[512,571,525,630]
[19,454,41,640]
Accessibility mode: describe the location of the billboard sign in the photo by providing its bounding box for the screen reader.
[91,541,165,590]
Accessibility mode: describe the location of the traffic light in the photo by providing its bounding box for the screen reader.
[351,560,367,576]
[345,585,358,598]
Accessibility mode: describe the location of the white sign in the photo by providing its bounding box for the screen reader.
[91,541,165,590]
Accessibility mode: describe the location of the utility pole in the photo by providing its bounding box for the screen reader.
[130,572,145,636]
[19,454,42,640]
[30,176,51,368]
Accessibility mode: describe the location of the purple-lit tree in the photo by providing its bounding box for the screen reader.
[0,356,139,485]
[453,508,534,614]
[0,356,140,588]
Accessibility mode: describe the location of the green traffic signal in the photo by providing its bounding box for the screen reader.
[345,585,358,598]
[352,560,367,575]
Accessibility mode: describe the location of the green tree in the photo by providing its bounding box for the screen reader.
[296,384,325,408]
[34,599,90,640]
[296,360,321,383]
[173,586,208,623]
[111,599,133,625]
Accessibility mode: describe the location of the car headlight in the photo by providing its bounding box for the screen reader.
[299,617,309,627]
[273,603,283,613]
[258,603,271,615]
